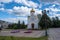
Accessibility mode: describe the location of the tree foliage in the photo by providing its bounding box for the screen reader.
[52,17,60,28]
[8,21,27,29]
[17,20,21,29]
[21,21,27,29]
[38,10,52,29]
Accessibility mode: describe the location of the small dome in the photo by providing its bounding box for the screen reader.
[30,8,35,13]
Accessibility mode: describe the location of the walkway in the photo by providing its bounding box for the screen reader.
[48,28,60,40]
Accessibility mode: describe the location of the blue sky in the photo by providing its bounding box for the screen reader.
[0,0,60,24]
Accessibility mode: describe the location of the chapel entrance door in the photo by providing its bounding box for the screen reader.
[31,23,34,30]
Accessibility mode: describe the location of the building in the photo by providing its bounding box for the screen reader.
[27,8,39,29]
[0,20,9,29]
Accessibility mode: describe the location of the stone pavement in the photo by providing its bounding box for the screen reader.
[0,28,60,39]
[48,28,60,40]
[0,29,45,38]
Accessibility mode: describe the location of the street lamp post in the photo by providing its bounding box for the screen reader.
[45,18,48,36]
[45,14,48,36]
[42,10,49,36]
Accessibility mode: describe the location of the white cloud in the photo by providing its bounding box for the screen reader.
[35,9,42,14]
[40,0,55,3]
[1,17,27,24]
[14,0,38,8]
[0,8,5,11]
[51,4,56,8]
[39,4,42,8]
[49,13,60,18]
[13,6,42,16]
[45,7,60,12]
[54,14,60,17]
[14,0,22,3]
[0,6,42,16]
[0,0,12,3]
[6,9,13,14]
[40,0,60,5]
[45,5,60,12]
[45,6,60,18]
[0,8,13,14]
[27,1,38,8]
[13,6,31,16]
[50,8,60,12]
[0,3,4,7]
[13,6,20,10]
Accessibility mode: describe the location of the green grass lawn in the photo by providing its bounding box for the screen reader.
[0,36,48,40]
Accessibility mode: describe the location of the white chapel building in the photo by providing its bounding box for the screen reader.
[27,8,39,29]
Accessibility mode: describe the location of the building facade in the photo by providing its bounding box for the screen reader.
[27,8,39,29]
[0,20,9,29]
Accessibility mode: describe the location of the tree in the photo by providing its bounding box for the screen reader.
[8,23,17,29]
[55,17,60,27]
[39,10,52,29]
[17,20,21,29]
[21,21,27,29]
[8,24,13,29]
[52,17,60,28]
[21,21,26,29]
[37,14,41,21]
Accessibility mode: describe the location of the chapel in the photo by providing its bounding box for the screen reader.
[27,8,39,29]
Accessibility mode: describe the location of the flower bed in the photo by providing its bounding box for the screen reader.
[11,30,20,33]
[24,30,32,33]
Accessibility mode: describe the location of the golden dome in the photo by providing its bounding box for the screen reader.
[30,8,35,13]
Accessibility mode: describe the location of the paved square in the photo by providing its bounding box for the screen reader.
[0,29,45,38]
[48,28,60,40]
